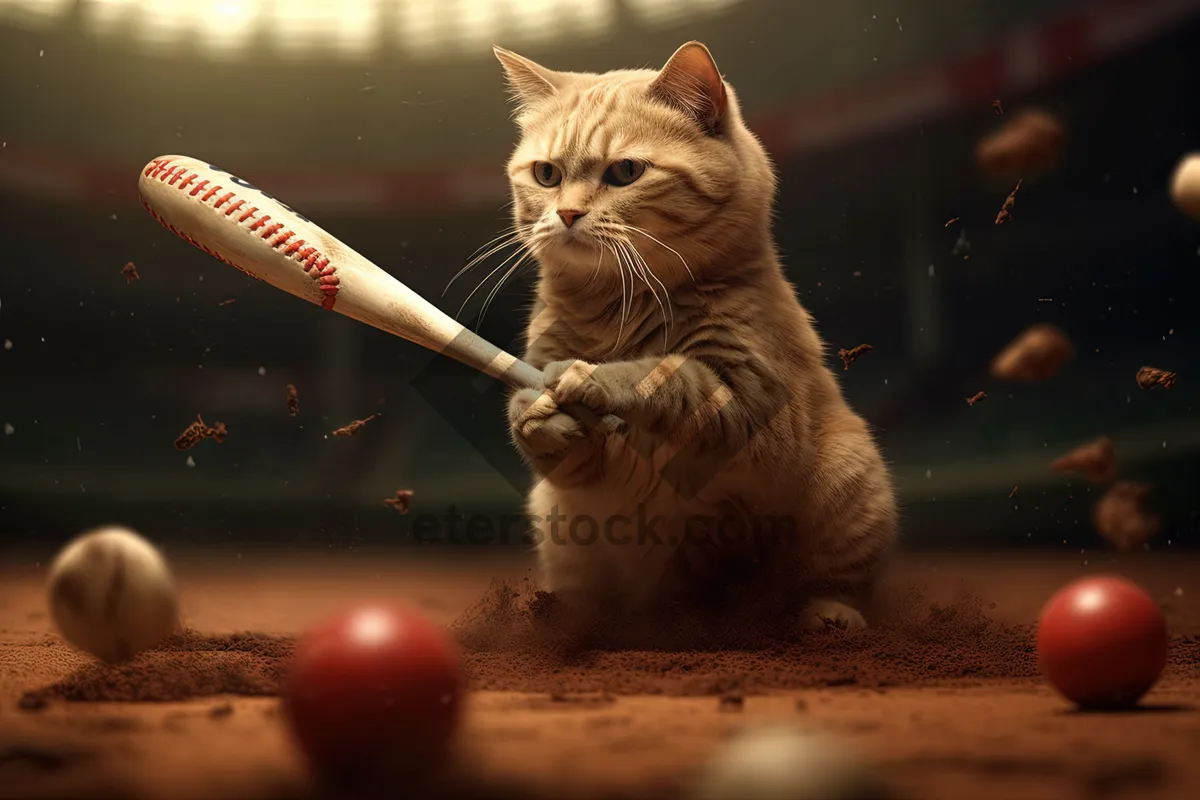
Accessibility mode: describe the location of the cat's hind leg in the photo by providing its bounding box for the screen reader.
[795,491,897,632]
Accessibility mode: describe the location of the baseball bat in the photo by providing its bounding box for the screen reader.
[136,155,623,432]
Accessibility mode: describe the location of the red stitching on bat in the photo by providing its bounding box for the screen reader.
[142,161,339,310]
[146,158,174,179]
[144,157,175,178]
[140,198,264,283]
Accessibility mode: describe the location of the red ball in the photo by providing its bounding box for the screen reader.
[1036,575,1168,708]
[281,602,464,784]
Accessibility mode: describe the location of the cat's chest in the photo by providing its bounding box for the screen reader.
[532,293,692,363]
[534,330,667,366]
[539,319,690,365]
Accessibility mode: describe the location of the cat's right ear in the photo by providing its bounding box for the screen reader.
[650,41,728,134]
[493,46,560,107]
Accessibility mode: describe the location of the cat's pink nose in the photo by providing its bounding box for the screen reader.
[557,209,588,228]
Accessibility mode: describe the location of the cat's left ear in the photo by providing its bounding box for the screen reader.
[649,41,728,134]
[494,45,562,107]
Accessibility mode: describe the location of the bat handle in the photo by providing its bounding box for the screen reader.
[435,326,626,434]
[503,359,627,435]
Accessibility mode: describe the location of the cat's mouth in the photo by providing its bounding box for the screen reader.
[542,230,598,255]
[561,236,594,251]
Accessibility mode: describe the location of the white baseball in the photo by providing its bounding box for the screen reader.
[46,526,180,663]
[1170,153,1200,222]
[690,723,893,800]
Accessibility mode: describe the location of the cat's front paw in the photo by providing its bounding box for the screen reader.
[797,598,867,631]
[544,359,617,415]
[508,387,586,465]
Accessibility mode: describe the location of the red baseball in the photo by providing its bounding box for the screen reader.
[1036,575,1168,708]
[281,602,464,784]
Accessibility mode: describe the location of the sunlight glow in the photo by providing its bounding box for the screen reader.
[503,0,563,45]
[0,0,746,60]
[269,0,382,60]
[456,0,500,50]
[80,0,139,36]
[626,0,741,25]
[0,0,70,26]
[194,1,259,56]
[564,0,616,41]
[396,0,449,56]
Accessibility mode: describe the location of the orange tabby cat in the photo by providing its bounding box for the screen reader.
[495,41,897,631]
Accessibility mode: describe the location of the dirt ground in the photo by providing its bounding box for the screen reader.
[1,551,1198,800]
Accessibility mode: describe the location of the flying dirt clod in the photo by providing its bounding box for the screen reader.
[1050,436,1116,485]
[1093,481,1161,551]
[331,413,381,437]
[837,344,872,371]
[990,324,1074,382]
[174,414,227,451]
[1135,366,1177,391]
[977,108,1064,177]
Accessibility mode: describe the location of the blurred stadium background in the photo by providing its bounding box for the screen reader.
[0,0,1198,555]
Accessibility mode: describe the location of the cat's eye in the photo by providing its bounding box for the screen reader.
[604,159,646,187]
[532,161,562,187]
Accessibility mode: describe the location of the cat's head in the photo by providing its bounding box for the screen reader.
[495,41,775,291]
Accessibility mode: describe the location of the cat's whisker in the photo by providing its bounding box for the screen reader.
[442,226,532,297]
[622,237,674,351]
[601,237,632,355]
[464,223,532,264]
[617,238,671,350]
[441,241,520,299]
[613,242,633,353]
[517,257,541,279]
[675,230,719,257]
[444,242,519,299]
[585,245,605,289]
[456,239,535,324]
[624,224,696,283]
[642,219,718,258]
[479,247,538,330]
[621,236,673,323]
